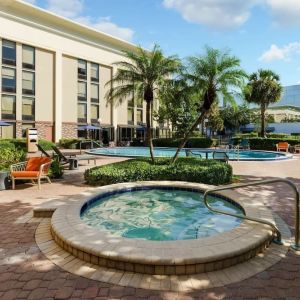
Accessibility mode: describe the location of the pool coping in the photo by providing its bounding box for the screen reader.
[85,147,293,161]
[49,181,279,275]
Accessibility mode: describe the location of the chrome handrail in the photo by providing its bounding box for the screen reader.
[204,178,300,250]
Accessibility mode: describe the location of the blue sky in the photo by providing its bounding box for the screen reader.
[25,0,300,86]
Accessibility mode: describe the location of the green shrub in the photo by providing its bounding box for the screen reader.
[232,137,300,150]
[49,156,64,179]
[234,132,258,139]
[0,138,54,151]
[59,138,80,149]
[84,158,232,186]
[0,147,26,171]
[152,137,213,148]
[266,133,293,139]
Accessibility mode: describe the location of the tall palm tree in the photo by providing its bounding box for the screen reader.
[244,69,282,137]
[171,47,247,163]
[106,45,180,162]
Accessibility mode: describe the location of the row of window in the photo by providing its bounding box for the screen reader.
[1,39,35,121]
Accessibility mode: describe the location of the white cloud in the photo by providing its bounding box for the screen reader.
[46,0,84,19]
[43,0,134,41]
[23,0,37,4]
[75,16,134,41]
[163,0,259,29]
[265,0,300,26]
[260,43,300,62]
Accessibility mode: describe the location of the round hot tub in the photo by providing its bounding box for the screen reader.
[50,182,274,275]
[81,187,244,241]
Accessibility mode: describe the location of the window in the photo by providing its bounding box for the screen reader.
[22,97,35,121]
[22,71,35,95]
[77,103,87,123]
[91,84,99,102]
[137,109,143,125]
[1,123,15,139]
[1,94,16,119]
[78,81,87,101]
[2,40,16,66]
[128,98,134,107]
[127,108,134,125]
[91,104,99,122]
[78,59,87,80]
[22,45,35,69]
[91,63,99,82]
[2,67,16,93]
[136,98,143,108]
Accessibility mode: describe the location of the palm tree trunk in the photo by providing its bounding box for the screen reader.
[146,100,155,162]
[261,103,266,138]
[171,109,206,164]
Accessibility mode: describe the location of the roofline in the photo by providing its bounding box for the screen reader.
[2,0,139,53]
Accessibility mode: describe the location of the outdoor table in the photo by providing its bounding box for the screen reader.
[69,158,79,170]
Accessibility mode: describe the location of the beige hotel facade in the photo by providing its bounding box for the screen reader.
[0,0,169,143]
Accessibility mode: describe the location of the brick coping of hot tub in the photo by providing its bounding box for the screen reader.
[49,181,276,275]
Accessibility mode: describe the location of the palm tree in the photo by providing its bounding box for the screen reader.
[171,47,247,163]
[106,45,180,162]
[244,69,282,137]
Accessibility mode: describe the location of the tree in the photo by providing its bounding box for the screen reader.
[221,104,253,132]
[206,103,224,135]
[106,45,180,162]
[171,47,247,163]
[155,78,199,137]
[244,69,282,137]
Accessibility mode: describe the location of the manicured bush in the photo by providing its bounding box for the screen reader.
[0,138,54,151]
[59,138,80,149]
[231,137,300,150]
[84,157,232,186]
[152,137,213,148]
[234,132,258,139]
[0,147,26,171]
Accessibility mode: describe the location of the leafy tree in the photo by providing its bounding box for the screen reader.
[171,47,247,163]
[206,103,224,134]
[155,78,199,137]
[244,69,282,137]
[221,104,253,132]
[106,45,180,162]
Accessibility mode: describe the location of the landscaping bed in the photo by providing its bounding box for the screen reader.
[84,157,232,186]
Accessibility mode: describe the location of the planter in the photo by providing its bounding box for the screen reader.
[0,171,10,190]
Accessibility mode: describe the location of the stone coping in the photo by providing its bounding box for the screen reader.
[36,214,291,291]
[50,181,277,275]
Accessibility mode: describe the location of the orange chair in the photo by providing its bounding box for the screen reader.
[10,157,52,190]
[295,145,300,153]
[276,142,290,152]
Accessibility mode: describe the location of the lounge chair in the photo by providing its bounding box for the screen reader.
[51,146,98,168]
[185,149,202,158]
[213,151,229,163]
[276,142,289,152]
[239,139,250,150]
[10,157,52,190]
[37,144,51,157]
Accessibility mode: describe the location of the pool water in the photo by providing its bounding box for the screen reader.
[81,188,244,241]
[88,147,288,161]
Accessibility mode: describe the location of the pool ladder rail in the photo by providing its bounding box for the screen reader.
[204,178,300,251]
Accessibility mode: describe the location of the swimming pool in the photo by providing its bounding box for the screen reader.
[81,187,243,241]
[87,147,290,161]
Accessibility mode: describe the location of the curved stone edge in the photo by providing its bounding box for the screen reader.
[35,211,291,292]
[49,181,277,274]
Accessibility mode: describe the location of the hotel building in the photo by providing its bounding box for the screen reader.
[0,0,169,143]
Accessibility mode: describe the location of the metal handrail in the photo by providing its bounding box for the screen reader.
[204,178,300,250]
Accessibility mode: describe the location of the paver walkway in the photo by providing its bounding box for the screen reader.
[0,156,300,299]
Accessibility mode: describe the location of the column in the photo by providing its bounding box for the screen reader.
[54,51,62,142]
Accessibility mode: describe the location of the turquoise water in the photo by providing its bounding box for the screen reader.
[81,188,244,241]
[88,147,288,161]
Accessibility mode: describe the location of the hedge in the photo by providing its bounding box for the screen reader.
[152,137,214,148]
[0,147,26,171]
[84,157,232,186]
[59,138,80,149]
[0,138,54,151]
[232,137,300,150]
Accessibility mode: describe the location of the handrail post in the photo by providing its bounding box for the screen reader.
[204,178,300,250]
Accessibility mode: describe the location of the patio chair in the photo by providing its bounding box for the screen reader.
[276,142,290,152]
[185,149,202,158]
[10,157,52,190]
[239,139,250,150]
[51,146,98,168]
[212,151,229,163]
[294,145,300,153]
[37,144,51,157]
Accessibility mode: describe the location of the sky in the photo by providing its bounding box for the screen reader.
[24,0,300,86]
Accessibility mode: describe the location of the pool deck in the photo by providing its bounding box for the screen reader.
[0,154,300,299]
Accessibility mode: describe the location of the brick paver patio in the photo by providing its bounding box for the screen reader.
[0,156,300,299]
